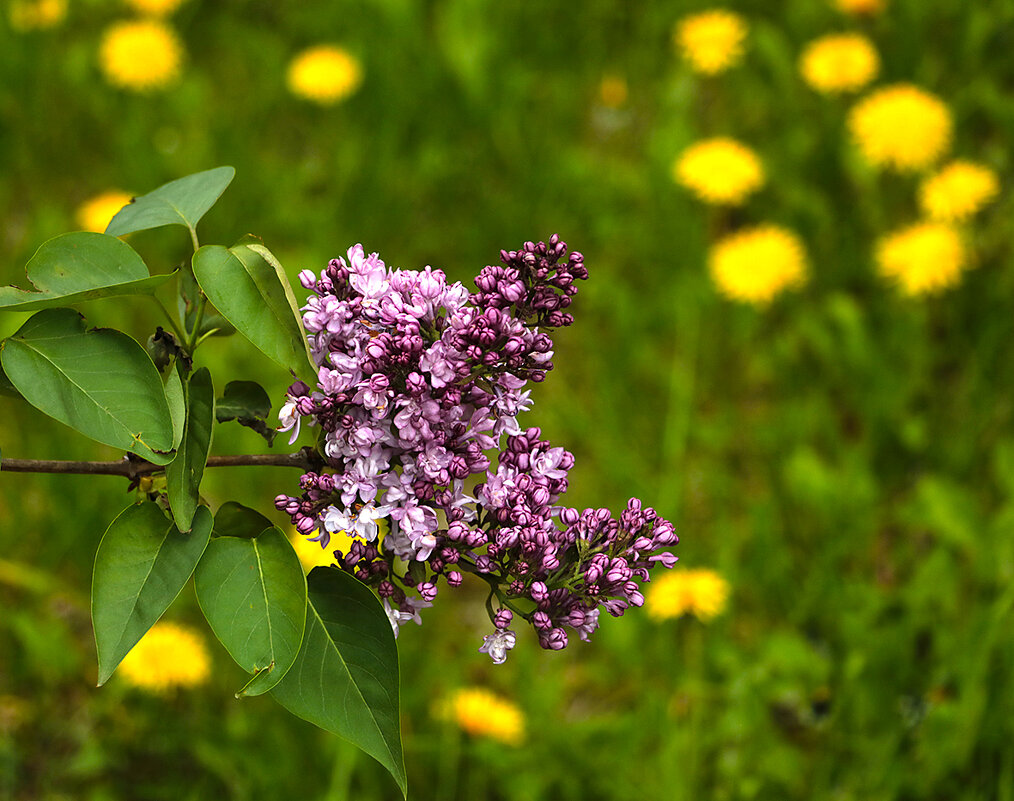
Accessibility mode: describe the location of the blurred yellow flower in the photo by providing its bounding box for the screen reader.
[76,191,133,233]
[118,621,210,693]
[599,75,628,108]
[835,0,885,13]
[9,0,65,30]
[287,45,363,105]
[442,688,524,745]
[99,20,183,92]
[876,222,967,295]
[848,84,952,171]
[800,34,879,94]
[124,0,187,15]
[919,161,999,222]
[674,138,765,205]
[646,568,730,622]
[674,10,748,75]
[288,528,337,573]
[709,225,807,304]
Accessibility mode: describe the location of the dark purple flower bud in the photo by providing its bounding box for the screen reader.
[560,507,580,525]
[532,611,552,630]
[447,571,463,587]
[494,608,514,629]
[418,582,438,602]
[296,515,315,533]
[530,581,548,602]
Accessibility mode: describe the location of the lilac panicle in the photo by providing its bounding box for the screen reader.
[274,237,677,663]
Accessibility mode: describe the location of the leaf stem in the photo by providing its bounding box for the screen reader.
[186,294,208,354]
[151,296,188,345]
[188,225,200,254]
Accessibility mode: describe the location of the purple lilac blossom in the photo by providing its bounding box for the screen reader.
[274,237,678,664]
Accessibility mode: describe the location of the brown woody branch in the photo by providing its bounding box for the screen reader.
[0,447,323,480]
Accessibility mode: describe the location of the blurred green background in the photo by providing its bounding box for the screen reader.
[4,0,1014,798]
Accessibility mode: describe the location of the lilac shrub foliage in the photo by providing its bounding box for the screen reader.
[274,237,678,663]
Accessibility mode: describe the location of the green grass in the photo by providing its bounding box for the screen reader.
[4,0,1014,798]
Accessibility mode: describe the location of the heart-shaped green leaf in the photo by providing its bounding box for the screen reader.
[0,232,176,312]
[105,166,236,240]
[213,501,275,539]
[165,367,215,531]
[195,527,307,696]
[92,503,212,686]
[192,244,314,380]
[271,567,406,797]
[0,309,176,464]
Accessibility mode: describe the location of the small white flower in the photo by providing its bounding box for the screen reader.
[322,505,353,534]
[479,628,517,665]
[354,502,391,542]
[277,398,301,445]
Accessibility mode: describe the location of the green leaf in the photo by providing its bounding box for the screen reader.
[271,568,406,797]
[0,309,176,464]
[105,166,236,240]
[216,380,276,445]
[165,367,215,532]
[92,503,212,686]
[178,270,236,339]
[244,244,315,367]
[192,244,314,381]
[195,527,307,697]
[0,232,176,312]
[213,501,275,539]
[165,363,186,450]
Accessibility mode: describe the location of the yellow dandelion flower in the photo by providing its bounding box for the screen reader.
[99,20,183,92]
[849,84,952,171]
[709,225,807,304]
[442,688,524,745]
[876,222,967,295]
[76,190,133,233]
[919,161,1000,222]
[646,569,730,622]
[288,528,338,573]
[674,138,765,205]
[674,10,748,75]
[287,45,363,105]
[117,621,211,693]
[124,0,187,16]
[9,0,65,30]
[800,33,879,94]
[835,0,885,14]
[599,75,628,109]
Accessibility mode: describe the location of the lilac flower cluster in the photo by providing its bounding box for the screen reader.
[274,237,678,663]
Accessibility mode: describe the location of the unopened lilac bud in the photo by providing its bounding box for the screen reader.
[539,627,568,651]
[493,608,513,629]
[296,515,315,533]
[532,611,552,630]
[446,570,463,587]
[530,581,548,602]
[418,582,438,602]
[274,494,290,511]
[299,269,317,289]
[560,507,580,525]
[650,552,679,569]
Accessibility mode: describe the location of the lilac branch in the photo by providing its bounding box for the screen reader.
[0,447,322,479]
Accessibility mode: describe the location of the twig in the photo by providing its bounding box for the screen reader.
[0,447,322,480]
